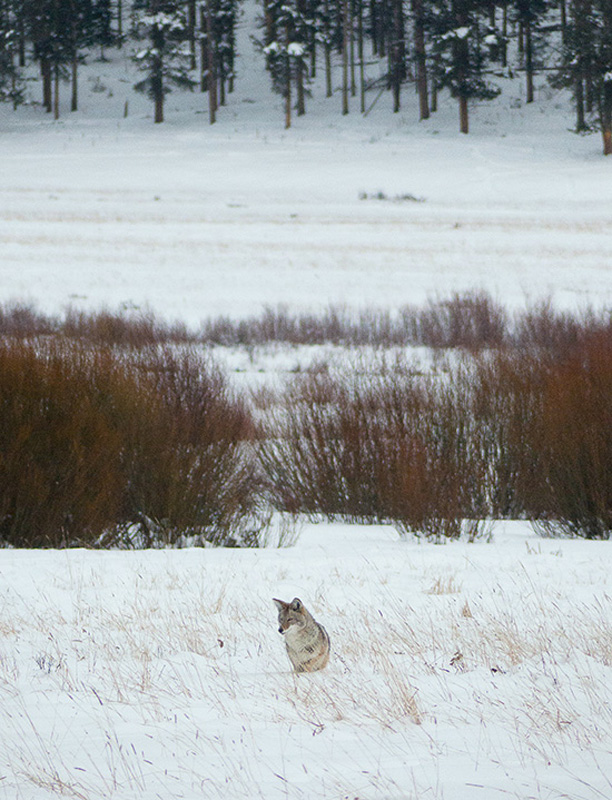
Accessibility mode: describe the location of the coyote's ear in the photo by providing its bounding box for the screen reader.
[273,598,286,610]
[290,598,302,611]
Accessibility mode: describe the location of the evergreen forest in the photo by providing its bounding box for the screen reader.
[1,0,612,146]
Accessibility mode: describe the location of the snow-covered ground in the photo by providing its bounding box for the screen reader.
[2,10,612,800]
[1,522,612,800]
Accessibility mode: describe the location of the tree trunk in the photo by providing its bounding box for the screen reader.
[150,20,165,123]
[219,69,226,106]
[349,0,356,97]
[412,0,429,120]
[53,62,60,120]
[71,51,78,111]
[501,5,508,68]
[575,76,586,132]
[586,67,594,112]
[377,0,387,56]
[207,2,217,124]
[154,92,164,123]
[285,60,291,128]
[42,57,52,112]
[525,19,534,103]
[117,0,123,43]
[559,0,567,40]
[18,14,26,66]
[342,0,350,114]
[358,0,365,112]
[459,95,468,133]
[370,0,379,55]
[200,6,207,91]
[325,42,332,98]
[188,0,197,70]
[324,0,332,97]
[602,79,612,155]
[297,59,305,115]
[391,0,402,112]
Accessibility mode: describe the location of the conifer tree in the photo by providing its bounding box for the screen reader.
[260,0,314,126]
[132,0,194,122]
[91,0,117,57]
[556,0,612,152]
[428,0,500,132]
[512,0,550,103]
[0,0,24,107]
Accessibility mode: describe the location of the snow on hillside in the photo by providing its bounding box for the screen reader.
[1,4,612,325]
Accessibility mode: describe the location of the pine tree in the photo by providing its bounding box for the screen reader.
[0,0,24,107]
[260,0,314,126]
[553,0,596,130]
[556,0,612,152]
[23,0,81,118]
[412,0,430,119]
[132,0,194,123]
[314,0,340,98]
[91,0,117,57]
[512,0,550,103]
[428,0,500,132]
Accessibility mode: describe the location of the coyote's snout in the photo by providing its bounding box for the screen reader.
[273,597,330,673]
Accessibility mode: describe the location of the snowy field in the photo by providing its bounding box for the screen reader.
[2,10,612,800]
[1,522,612,800]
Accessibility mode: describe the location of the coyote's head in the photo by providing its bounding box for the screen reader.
[273,597,305,634]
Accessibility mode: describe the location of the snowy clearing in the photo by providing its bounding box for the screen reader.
[1,522,612,800]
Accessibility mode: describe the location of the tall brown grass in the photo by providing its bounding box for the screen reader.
[258,328,612,540]
[113,346,264,548]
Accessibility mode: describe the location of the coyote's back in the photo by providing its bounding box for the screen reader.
[273,597,330,673]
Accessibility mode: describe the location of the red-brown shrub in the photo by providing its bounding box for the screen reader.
[258,360,490,540]
[113,346,264,547]
[0,341,124,546]
[532,332,612,538]
[412,291,508,350]
[0,340,265,548]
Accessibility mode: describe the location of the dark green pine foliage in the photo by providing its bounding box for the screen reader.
[202,0,240,116]
[132,0,194,122]
[554,0,612,152]
[0,0,24,107]
[91,0,118,55]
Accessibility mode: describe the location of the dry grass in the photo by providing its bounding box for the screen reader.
[1,543,612,798]
[0,294,609,351]
[425,575,462,595]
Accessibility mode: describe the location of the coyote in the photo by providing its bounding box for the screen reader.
[273,597,330,673]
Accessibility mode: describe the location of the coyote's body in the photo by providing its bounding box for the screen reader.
[273,597,330,673]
